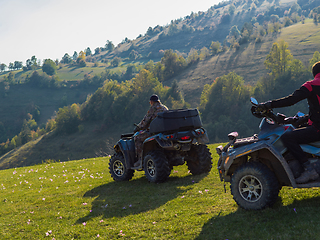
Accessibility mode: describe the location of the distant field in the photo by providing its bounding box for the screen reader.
[56,65,107,81]
[0,144,320,239]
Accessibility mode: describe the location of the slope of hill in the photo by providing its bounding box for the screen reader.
[95,0,296,61]
[0,121,116,169]
[167,20,320,107]
[1,0,320,168]
[1,20,320,169]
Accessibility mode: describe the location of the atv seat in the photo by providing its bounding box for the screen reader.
[309,141,320,148]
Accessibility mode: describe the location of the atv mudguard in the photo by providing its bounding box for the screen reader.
[141,134,175,156]
[221,140,297,188]
[115,138,136,168]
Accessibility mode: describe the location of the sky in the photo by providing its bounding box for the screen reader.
[0,0,222,66]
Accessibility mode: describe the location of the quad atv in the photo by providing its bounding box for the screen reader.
[109,108,212,183]
[216,97,320,210]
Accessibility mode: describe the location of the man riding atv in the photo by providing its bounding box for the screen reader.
[109,95,212,183]
[258,61,320,183]
[133,94,168,167]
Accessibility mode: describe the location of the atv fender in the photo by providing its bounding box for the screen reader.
[141,135,172,157]
[224,141,297,188]
[115,139,136,168]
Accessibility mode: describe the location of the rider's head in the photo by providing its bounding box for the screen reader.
[149,94,159,104]
[312,61,320,78]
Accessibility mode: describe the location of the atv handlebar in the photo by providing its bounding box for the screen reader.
[250,97,309,127]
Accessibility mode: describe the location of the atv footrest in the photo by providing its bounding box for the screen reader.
[121,133,134,139]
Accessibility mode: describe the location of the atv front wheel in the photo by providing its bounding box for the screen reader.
[109,153,134,181]
[144,150,171,183]
[231,162,279,210]
[186,144,212,175]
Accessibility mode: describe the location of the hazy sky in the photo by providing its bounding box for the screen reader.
[0,0,222,65]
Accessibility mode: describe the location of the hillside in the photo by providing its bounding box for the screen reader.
[1,0,320,168]
[97,0,296,61]
[169,20,320,106]
[1,20,320,169]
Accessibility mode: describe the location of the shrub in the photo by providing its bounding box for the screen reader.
[55,104,81,134]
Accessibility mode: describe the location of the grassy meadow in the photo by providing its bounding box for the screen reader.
[1,144,320,239]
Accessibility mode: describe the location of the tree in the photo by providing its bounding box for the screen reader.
[105,40,114,51]
[8,62,14,70]
[264,40,293,78]
[77,51,86,67]
[111,57,121,67]
[42,59,57,76]
[168,23,179,36]
[55,104,81,134]
[309,51,320,69]
[210,41,221,55]
[147,27,154,36]
[161,49,186,79]
[0,63,6,72]
[199,72,252,141]
[129,50,139,60]
[78,51,86,61]
[85,47,92,56]
[61,53,72,64]
[25,59,32,70]
[123,64,138,80]
[187,48,200,65]
[31,56,37,67]
[288,59,306,78]
[14,61,23,70]
[72,51,78,60]
[199,47,210,60]
[94,47,101,55]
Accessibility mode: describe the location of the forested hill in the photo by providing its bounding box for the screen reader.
[92,0,309,62]
[1,0,320,168]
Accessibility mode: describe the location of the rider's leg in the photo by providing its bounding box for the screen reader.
[281,126,320,183]
[133,131,150,167]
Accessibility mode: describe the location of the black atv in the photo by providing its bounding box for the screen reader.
[109,108,212,183]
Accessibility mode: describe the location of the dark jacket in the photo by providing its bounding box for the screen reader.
[270,73,320,129]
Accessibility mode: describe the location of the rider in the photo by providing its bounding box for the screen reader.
[133,94,168,167]
[258,61,320,184]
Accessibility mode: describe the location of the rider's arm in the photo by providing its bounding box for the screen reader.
[137,106,156,130]
[270,86,310,108]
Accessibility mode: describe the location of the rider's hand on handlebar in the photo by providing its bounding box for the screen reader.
[133,124,140,133]
[256,101,272,112]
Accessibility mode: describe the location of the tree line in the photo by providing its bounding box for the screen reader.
[1,40,319,156]
[0,50,189,156]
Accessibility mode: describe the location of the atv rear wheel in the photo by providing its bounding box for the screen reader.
[186,144,212,175]
[231,162,279,210]
[109,152,134,181]
[144,150,171,183]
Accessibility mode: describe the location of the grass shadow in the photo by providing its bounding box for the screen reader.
[76,173,208,224]
[195,195,320,239]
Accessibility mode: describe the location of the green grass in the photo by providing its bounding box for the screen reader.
[1,144,320,239]
[56,63,108,81]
